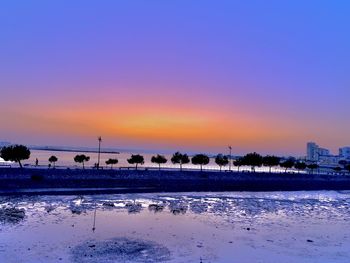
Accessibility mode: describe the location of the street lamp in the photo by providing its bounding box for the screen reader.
[228,146,232,171]
[97,136,102,169]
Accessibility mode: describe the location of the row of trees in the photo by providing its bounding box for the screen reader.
[231,152,323,174]
[2,145,350,174]
[73,152,349,174]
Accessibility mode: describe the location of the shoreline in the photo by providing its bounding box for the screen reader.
[1,168,350,195]
[30,147,120,154]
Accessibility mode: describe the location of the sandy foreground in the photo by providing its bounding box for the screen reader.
[0,191,350,263]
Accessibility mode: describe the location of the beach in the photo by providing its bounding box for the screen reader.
[1,191,350,263]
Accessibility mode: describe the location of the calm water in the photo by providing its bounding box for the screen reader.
[7,149,286,173]
[1,191,350,263]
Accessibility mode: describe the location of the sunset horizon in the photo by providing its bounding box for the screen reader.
[1,1,349,156]
[1,2,350,262]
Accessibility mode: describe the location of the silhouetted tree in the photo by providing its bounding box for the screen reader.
[307,163,319,174]
[191,154,210,171]
[280,158,295,173]
[127,154,144,170]
[0,145,30,168]
[151,154,167,170]
[294,161,307,173]
[215,154,229,172]
[74,154,90,169]
[48,155,58,168]
[171,152,190,171]
[105,158,118,169]
[233,158,243,172]
[241,152,263,172]
[262,155,281,173]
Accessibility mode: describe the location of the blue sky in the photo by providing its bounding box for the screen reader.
[0,1,349,155]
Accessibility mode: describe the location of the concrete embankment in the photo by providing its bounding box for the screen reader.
[0,168,350,195]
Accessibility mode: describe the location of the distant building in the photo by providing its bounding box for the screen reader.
[306,142,350,167]
[318,155,342,166]
[307,142,318,161]
[339,147,350,160]
[307,142,330,162]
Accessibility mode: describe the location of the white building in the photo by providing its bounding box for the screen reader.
[318,155,342,166]
[307,142,318,161]
[307,142,330,161]
[339,147,350,160]
[306,142,350,167]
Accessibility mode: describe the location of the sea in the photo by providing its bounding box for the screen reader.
[1,148,286,173]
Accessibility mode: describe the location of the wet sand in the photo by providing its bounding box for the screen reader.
[0,191,350,262]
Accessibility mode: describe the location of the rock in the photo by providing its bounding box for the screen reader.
[148,204,165,213]
[125,203,142,213]
[45,206,55,213]
[169,203,187,215]
[0,207,25,224]
[102,202,115,207]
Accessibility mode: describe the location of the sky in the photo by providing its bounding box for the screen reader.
[0,0,350,156]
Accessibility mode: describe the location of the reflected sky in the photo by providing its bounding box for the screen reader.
[1,191,350,262]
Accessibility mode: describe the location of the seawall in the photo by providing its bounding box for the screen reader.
[1,168,350,195]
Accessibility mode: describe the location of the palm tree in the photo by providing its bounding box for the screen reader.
[105,158,118,169]
[151,154,167,170]
[262,155,281,173]
[191,154,210,171]
[0,145,31,168]
[171,152,190,171]
[280,158,295,173]
[215,154,229,172]
[74,154,90,169]
[241,152,263,172]
[127,154,144,170]
[48,155,58,168]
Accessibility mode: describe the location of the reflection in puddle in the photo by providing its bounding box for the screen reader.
[0,191,350,262]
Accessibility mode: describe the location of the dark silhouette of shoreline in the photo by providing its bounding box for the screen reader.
[1,168,350,195]
[32,147,120,154]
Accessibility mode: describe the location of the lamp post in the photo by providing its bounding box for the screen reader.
[97,136,102,169]
[228,146,232,171]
